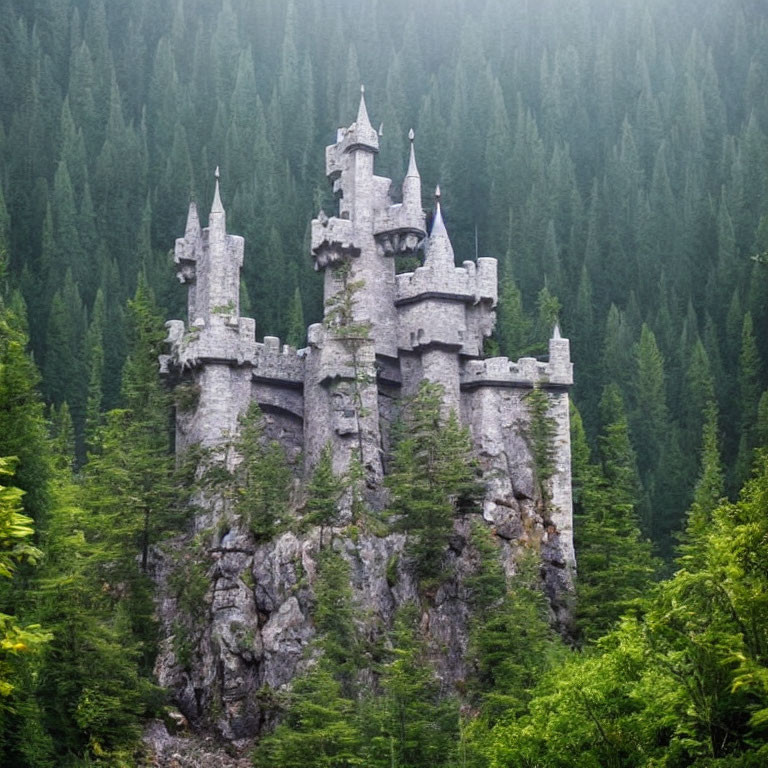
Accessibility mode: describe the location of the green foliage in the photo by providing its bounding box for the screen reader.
[467,540,562,724]
[304,443,343,546]
[286,286,306,348]
[575,385,656,641]
[312,547,359,688]
[0,458,48,702]
[482,453,768,767]
[234,403,292,541]
[525,386,557,506]
[361,605,460,768]
[324,259,370,340]
[495,278,533,359]
[253,662,363,768]
[386,381,481,589]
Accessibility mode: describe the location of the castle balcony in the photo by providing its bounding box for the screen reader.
[164,316,258,371]
[373,204,426,257]
[311,215,360,270]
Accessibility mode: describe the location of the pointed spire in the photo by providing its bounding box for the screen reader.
[425,185,455,270]
[209,166,226,238]
[211,166,224,215]
[349,84,379,152]
[357,84,372,131]
[431,185,446,237]
[552,322,562,340]
[185,201,201,239]
[402,128,422,218]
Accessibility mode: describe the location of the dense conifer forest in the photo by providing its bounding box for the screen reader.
[1,0,768,765]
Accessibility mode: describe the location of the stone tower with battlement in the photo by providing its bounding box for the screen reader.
[158,89,576,737]
[161,88,575,568]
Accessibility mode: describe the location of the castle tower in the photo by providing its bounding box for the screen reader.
[165,170,256,458]
[306,89,429,483]
[395,188,498,414]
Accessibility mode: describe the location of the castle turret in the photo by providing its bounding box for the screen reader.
[164,170,256,456]
[400,129,423,224]
[395,188,497,414]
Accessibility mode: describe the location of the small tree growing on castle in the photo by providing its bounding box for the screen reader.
[304,443,344,547]
[525,384,557,510]
[233,402,292,542]
[386,381,482,589]
[324,259,374,470]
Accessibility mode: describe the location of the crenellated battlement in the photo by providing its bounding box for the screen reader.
[461,332,573,390]
[395,257,498,307]
[252,336,305,387]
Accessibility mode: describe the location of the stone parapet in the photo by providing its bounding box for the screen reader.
[395,257,497,307]
[306,323,375,385]
[252,337,305,387]
[165,315,257,370]
[461,350,573,390]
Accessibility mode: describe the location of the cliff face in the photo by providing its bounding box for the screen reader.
[151,482,572,741]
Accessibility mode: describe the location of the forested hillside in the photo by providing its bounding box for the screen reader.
[1,0,768,766]
[2,0,767,546]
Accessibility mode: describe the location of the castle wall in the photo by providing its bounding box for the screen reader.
[421,348,461,416]
[461,381,575,606]
[546,390,575,570]
[186,364,252,451]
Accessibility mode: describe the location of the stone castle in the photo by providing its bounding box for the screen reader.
[158,88,575,736]
[162,89,574,553]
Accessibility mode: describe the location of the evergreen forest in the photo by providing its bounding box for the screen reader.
[1,0,768,765]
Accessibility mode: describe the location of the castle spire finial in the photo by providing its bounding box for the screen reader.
[432,185,445,235]
[211,166,224,216]
[552,322,562,340]
[406,128,419,178]
[357,84,372,129]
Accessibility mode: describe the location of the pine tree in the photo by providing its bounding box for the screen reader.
[363,605,460,768]
[495,277,532,359]
[680,403,724,558]
[575,384,656,641]
[467,536,560,722]
[85,288,106,451]
[630,323,669,540]
[285,285,305,349]
[233,402,291,541]
[386,381,481,588]
[304,444,343,547]
[735,311,762,486]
